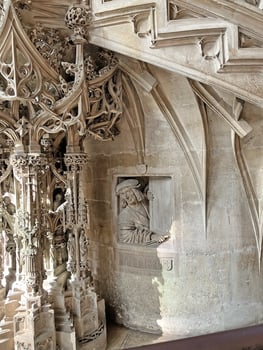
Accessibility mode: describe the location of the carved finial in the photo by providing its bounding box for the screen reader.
[65,0,92,40]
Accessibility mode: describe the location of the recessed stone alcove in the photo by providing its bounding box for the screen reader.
[115,175,174,238]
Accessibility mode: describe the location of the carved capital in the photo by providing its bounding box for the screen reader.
[64,153,89,172]
[10,154,49,173]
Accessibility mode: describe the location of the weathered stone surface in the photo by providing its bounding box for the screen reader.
[85,59,263,338]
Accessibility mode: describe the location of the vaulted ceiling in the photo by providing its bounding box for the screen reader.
[13,0,263,106]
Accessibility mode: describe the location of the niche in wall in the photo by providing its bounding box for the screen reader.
[115,176,174,244]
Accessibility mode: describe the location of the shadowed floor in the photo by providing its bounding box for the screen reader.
[106,323,263,350]
[106,323,177,349]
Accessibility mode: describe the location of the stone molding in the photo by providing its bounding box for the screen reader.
[86,1,263,106]
[91,0,263,73]
[4,0,263,104]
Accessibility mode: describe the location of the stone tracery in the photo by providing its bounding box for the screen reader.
[0,0,122,349]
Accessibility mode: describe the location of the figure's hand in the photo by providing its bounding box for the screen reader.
[150,233,170,244]
[158,235,169,243]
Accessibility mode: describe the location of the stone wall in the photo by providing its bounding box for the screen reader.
[83,61,263,337]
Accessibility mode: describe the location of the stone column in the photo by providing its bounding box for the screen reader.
[10,153,56,350]
[64,153,106,349]
[64,153,90,281]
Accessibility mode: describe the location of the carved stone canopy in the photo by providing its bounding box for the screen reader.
[0,0,122,146]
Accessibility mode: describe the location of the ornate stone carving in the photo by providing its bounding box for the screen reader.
[64,153,89,171]
[65,1,92,39]
[0,1,122,143]
[16,342,32,350]
[0,1,114,349]
[61,47,122,141]
[11,154,49,171]
[66,230,76,275]
[116,179,169,246]
[29,26,67,73]
[79,228,89,272]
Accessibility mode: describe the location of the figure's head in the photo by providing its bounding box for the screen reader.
[55,193,63,201]
[3,196,11,205]
[64,188,71,200]
[116,179,144,207]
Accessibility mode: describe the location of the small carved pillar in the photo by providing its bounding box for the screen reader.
[64,153,89,281]
[63,152,104,344]
[0,202,5,320]
[11,153,48,297]
[46,231,55,275]
[11,153,56,350]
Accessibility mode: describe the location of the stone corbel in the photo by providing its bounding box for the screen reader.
[172,0,263,73]
[245,0,263,9]
[93,2,156,38]
[200,36,222,63]
[168,0,204,20]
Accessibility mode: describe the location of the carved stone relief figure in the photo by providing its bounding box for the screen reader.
[116,179,169,245]
[67,231,75,258]
[1,193,16,293]
[3,194,16,215]
[53,192,64,212]
[79,228,88,270]
[66,230,76,275]
[53,188,70,214]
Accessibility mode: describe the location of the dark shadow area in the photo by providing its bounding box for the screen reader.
[127,324,263,350]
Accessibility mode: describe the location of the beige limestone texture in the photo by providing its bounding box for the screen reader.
[84,62,263,337]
